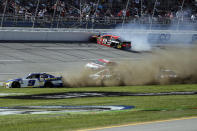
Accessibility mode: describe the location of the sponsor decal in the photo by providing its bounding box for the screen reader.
[159,34,171,41]
[0,105,135,115]
[148,33,171,43]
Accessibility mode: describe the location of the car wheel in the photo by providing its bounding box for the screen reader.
[110,43,115,47]
[11,82,21,88]
[44,82,54,88]
[116,44,121,49]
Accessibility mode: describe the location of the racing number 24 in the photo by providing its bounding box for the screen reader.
[28,80,36,86]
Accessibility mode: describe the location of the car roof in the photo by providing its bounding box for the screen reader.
[27,73,56,78]
[98,59,111,63]
[28,73,48,75]
[112,36,120,39]
[101,34,120,39]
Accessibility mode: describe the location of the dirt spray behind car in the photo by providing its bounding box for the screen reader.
[63,45,197,87]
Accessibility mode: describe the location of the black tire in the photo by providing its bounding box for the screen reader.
[110,42,115,47]
[11,82,21,88]
[44,82,54,88]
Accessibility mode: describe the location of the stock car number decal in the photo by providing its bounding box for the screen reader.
[103,39,107,44]
[28,80,36,86]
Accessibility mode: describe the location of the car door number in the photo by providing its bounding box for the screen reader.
[28,80,36,86]
[103,39,107,44]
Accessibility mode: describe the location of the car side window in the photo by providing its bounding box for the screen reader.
[26,75,33,79]
[102,37,107,44]
[40,74,48,78]
[35,74,40,79]
[105,36,111,40]
[111,37,116,41]
[102,36,111,44]
[116,38,121,42]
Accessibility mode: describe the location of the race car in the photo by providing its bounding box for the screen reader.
[85,59,116,70]
[90,34,131,50]
[3,73,63,88]
[89,69,120,81]
[156,68,178,83]
[158,69,178,79]
[89,69,112,80]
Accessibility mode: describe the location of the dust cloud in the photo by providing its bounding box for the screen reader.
[63,45,197,87]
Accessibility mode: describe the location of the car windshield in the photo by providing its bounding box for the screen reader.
[103,36,111,40]
[26,74,40,79]
[106,62,116,66]
[41,74,55,78]
[161,70,176,75]
[111,37,116,41]
[94,60,106,65]
[95,69,110,76]
[40,74,49,78]
[48,74,55,78]
[159,69,177,77]
[117,38,124,42]
[26,73,55,79]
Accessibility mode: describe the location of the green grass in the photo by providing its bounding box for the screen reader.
[0,84,197,131]
[0,84,197,94]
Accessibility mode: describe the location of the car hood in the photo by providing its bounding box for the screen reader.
[85,63,104,69]
[6,78,22,83]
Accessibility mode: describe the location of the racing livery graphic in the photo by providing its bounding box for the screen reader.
[90,34,131,50]
[3,73,63,88]
[85,59,116,70]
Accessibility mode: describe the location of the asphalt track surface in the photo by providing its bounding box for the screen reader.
[87,117,197,131]
[0,42,196,130]
[0,42,149,81]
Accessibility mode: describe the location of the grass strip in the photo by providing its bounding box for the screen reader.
[0,84,196,131]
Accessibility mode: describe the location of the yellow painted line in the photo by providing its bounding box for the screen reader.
[78,116,197,131]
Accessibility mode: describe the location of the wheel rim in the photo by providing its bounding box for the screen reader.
[117,45,121,48]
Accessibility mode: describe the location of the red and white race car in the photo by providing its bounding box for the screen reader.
[90,34,132,50]
[85,59,116,70]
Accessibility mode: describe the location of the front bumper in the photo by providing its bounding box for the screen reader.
[3,82,11,88]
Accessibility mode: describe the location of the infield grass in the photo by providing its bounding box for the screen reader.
[0,84,197,131]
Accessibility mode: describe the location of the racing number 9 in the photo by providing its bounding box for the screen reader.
[28,80,36,86]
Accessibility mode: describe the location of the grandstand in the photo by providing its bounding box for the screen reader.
[0,0,197,29]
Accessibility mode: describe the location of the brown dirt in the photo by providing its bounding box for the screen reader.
[63,45,197,87]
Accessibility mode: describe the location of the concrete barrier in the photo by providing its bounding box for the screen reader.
[0,29,95,42]
[0,27,197,43]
